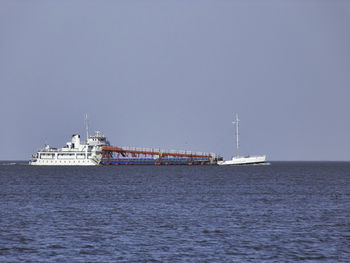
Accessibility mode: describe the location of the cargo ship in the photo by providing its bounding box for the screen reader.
[29,133,220,166]
[30,116,222,166]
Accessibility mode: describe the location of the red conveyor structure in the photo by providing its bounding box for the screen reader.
[101,146,219,165]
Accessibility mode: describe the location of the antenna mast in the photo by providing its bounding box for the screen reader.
[232,113,240,157]
[85,113,89,143]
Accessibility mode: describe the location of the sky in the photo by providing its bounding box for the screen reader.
[0,0,349,161]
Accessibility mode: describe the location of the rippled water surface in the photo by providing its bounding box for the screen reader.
[0,162,349,262]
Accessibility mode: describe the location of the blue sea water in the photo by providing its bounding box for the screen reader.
[0,162,349,262]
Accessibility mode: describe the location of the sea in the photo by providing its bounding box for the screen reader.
[0,162,349,262]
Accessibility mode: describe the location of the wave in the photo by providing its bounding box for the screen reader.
[0,162,28,166]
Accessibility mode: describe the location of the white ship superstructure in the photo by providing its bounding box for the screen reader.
[29,131,109,166]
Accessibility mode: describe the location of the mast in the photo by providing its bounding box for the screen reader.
[232,113,239,157]
[85,113,89,143]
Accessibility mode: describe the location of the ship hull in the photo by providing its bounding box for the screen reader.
[29,158,99,166]
[100,157,213,165]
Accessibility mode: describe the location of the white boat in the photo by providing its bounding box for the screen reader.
[29,115,109,166]
[217,155,266,165]
[217,114,266,166]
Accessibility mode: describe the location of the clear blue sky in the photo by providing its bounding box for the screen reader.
[1,0,349,161]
